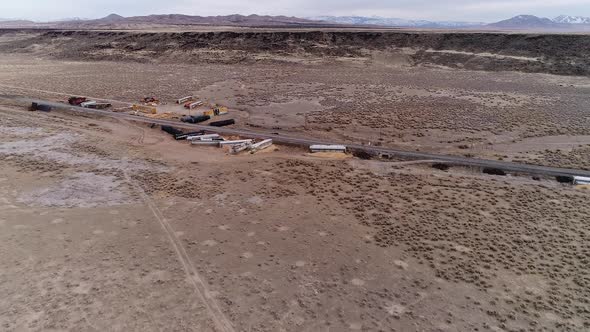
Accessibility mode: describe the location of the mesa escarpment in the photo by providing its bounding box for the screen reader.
[1,29,589,75]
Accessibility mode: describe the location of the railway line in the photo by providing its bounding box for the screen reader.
[6,95,590,178]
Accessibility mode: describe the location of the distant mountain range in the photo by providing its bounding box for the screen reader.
[489,15,557,28]
[0,14,322,29]
[1,13,590,30]
[0,18,30,22]
[489,15,590,29]
[313,14,590,30]
[0,19,35,26]
[553,15,590,24]
[309,16,486,28]
[54,13,321,28]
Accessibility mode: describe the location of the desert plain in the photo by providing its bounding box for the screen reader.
[0,28,590,331]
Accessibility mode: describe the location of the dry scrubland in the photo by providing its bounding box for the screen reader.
[3,30,590,75]
[0,30,590,169]
[1,105,589,332]
[1,28,590,332]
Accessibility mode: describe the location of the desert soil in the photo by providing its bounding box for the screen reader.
[0,50,589,170]
[1,102,589,332]
[1,28,590,332]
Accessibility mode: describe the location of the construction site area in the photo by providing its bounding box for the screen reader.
[1,28,590,332]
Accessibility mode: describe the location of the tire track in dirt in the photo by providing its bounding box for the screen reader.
[122,171,235,332]
[120,119,146,145]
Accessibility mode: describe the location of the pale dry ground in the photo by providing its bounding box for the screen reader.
[0,52,589,170]
[1,104,589,332]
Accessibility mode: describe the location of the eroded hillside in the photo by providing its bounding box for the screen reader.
[1,29,589,75]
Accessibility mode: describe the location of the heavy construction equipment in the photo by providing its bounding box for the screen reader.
[203,106,228,117]
[143,97,160,105]
[213,106,228,116]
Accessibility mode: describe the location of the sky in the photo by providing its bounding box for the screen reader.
[3,0,590,22]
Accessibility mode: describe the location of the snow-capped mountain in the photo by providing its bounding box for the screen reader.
[553,15,590,24]
[490,15,557,28]
[311,14,590,29]
[310,16,485,28]
[487,14,590,29]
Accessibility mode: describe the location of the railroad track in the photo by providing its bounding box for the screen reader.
[5,95,590,178]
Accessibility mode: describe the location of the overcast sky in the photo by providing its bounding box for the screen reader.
[4,0,590,22]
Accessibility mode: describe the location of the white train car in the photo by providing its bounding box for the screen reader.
[186,134,221,141]
[310,145,347,153]
[190,140,220,146]
[574,176,590,185]
[219,139,253,147]
[250,139,273,152]
[176,96,193,104]
[80,100,97,108]
[187,133,221,141]
[187,101,204,110]
[230,142,253,154]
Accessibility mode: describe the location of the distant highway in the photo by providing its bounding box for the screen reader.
[6,95,590,178]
